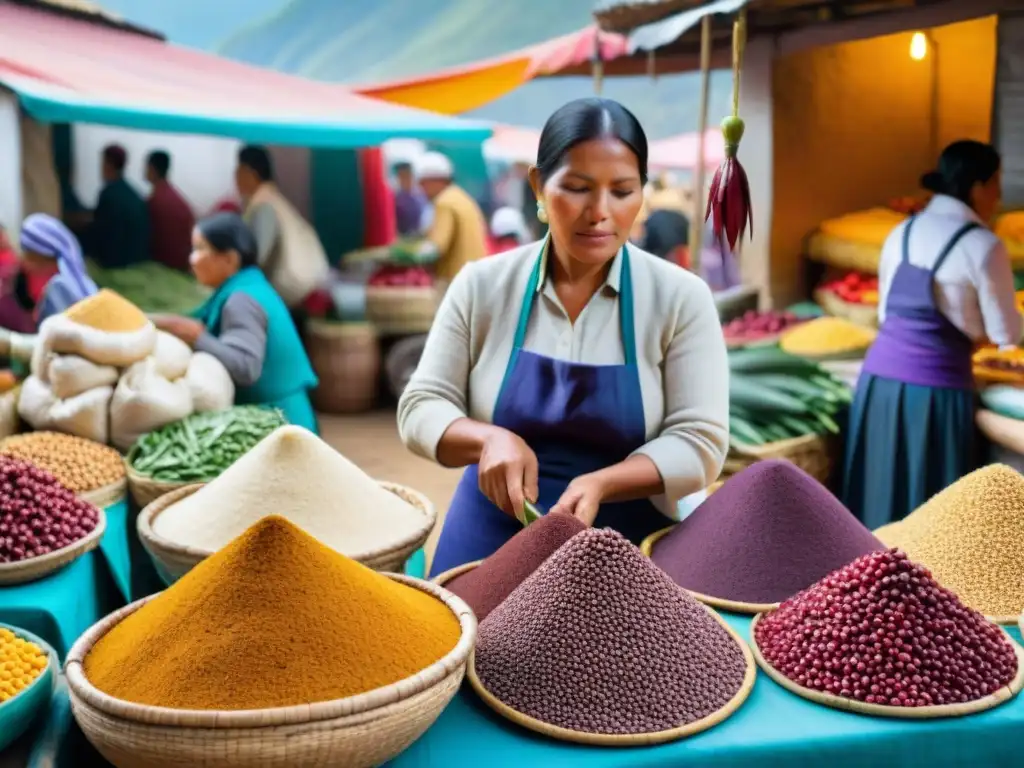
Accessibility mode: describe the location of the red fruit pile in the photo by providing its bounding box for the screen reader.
[367,265,433,288]
[723,310,803,342]
[0,457,100,563]
[820,272,879,305]
[755,548,1018,708]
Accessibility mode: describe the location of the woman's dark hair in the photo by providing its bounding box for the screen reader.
[238,145,274,182]
[921,140,1001,205]
[197,213,258,268]
[535,98,648,186]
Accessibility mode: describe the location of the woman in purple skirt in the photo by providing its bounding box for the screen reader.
[843,141,1021,528]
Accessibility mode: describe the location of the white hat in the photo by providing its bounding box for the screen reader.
[491,206,529,241]
[415,151,454,181]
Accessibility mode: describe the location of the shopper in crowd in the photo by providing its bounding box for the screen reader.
[154,212,319,432]
[17,213,98,323]
[394,152,488,287]
[235,145,329,316]
[843,140,1021,527]
[397,97,729,576]
[86,144,149,268]
[489,206,531,254]
[393,161,428,237]
[145,150,196,272]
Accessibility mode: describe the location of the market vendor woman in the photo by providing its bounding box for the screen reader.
[843,140,1022,528]
[398,98,729,576]
[154,213,319,433]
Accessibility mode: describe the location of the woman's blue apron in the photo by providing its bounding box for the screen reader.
[842,217,979,528]
[429,248,668,577]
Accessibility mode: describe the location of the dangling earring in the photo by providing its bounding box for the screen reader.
[536,200,549,224]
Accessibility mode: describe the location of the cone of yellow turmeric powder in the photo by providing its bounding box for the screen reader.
[140,425,434,581]
[84,515,463,707]
[65,516,475,768]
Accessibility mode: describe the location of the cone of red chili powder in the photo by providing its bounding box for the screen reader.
[650,460,884,607]
[442,512,586,621]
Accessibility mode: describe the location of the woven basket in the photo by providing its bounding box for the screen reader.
[467,605,756,745]
[724,433,834,484]
[364,286,438,336]
[138,482,437,585]
[304,320,381,415]
[813,289,879,328]
[0,507,106,586]
[806,233,882,274]
[79,478,127,509]
[751,613,1024,718]
[65,576,476,768]
[125,461,186,509]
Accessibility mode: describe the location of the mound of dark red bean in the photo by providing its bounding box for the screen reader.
[755,548,1019,708]
[0,457,100,563]
[475,528,749,735]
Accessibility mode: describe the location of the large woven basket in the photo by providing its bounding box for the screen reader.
[124,461,186,509]
[138,482,437,585]
[65,576,476,768]
[304,320,381,415]
[812,289,879,329]
[0,507,106,586]
[364,286,438,336]
[724,433,834,484]
[805,233,882,274]
[79,478,127,509]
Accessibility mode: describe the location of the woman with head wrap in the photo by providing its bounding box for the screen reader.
[153,213,319,433]
[18,213,98,323]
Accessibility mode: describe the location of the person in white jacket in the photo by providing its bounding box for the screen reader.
[235,146,329,317]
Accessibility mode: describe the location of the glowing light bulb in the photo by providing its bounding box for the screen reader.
[910,32,928,61]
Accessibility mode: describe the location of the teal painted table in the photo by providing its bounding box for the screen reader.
[386,619,1024,768]
[0,500,134,659]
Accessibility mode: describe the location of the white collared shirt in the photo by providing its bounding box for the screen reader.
[396,240,729,520]
[877,195,1022,347]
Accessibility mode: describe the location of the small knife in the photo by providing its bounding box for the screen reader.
[522,499,543,526]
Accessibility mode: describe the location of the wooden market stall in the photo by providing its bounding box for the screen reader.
[594,0,1019,309]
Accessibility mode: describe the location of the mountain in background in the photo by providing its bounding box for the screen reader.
[95,0,733,139]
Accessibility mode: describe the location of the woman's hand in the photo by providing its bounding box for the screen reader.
[550,474,607,526]
[478,428,538,521]
[154,315,205,347]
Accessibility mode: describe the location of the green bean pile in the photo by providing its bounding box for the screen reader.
[129,407,288,483]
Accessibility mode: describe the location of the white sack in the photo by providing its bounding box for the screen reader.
[152,331,192,381]
[17,375,112,444]
[45,354,119,400]
[36,313,156,369]
[185,352,235,413]
[109,358,193,451]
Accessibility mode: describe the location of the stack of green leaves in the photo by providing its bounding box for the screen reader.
[728,346,852,447]
[129,407,288,483]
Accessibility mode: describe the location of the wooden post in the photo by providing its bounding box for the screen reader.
[689,14,713,275]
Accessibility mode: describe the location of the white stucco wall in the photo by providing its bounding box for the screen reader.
[0,91,23,240]
[72,124,241,216]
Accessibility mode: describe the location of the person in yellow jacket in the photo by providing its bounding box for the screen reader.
[394,152,488,284]
[235,146,329,314]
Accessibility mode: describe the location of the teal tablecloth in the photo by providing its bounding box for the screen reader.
[387,618,1024,767]
[96,499,131,602]
[0,500,132,659]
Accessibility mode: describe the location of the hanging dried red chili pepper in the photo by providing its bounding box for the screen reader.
[706,10,752,251]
